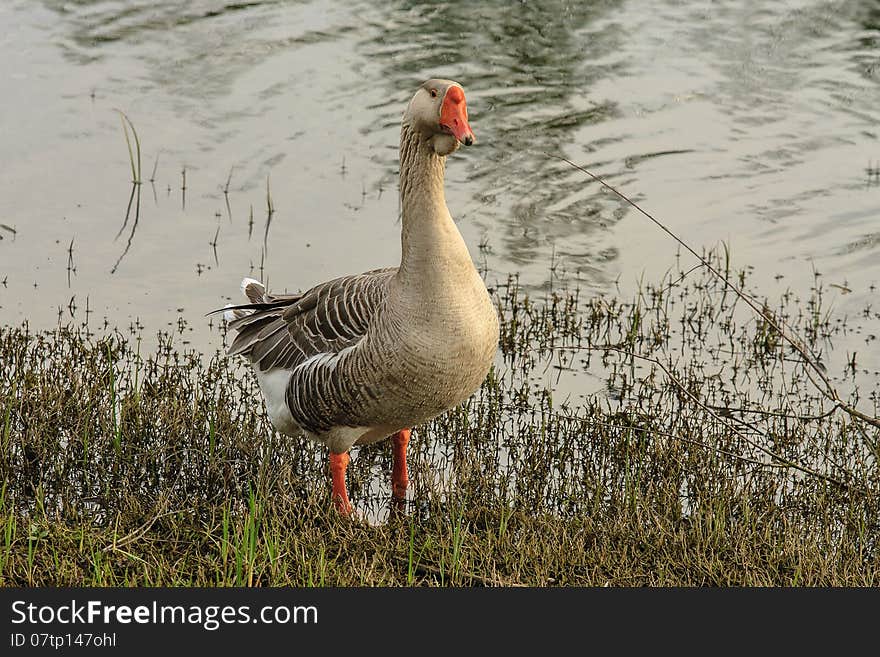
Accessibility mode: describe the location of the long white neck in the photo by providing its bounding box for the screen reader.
[396,122,475,291]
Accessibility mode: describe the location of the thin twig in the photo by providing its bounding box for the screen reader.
[548,153,880,432]
[601,345,856,491]
[114,109,142,184]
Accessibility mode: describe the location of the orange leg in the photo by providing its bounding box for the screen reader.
[391,428,411,501]
[329,451,352,516]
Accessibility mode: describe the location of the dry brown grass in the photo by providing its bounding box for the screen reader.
[1,250,878,585]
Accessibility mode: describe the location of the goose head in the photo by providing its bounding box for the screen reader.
[404,78,475,156]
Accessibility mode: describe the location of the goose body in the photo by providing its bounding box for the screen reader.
[220,79,499,513]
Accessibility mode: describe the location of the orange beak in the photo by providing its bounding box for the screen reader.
[439,85,475,146]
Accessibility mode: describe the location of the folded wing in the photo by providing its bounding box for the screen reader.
[225,268,396,373]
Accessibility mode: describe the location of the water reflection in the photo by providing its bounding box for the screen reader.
[357,0,631,286]
[2,0,879,372]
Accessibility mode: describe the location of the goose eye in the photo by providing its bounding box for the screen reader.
[430,89,438,98]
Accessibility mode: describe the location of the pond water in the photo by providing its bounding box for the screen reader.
[2,0,879,385]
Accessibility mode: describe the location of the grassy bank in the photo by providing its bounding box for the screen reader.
[1,252,878,585]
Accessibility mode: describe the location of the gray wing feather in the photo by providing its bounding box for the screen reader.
[227,268,395,373]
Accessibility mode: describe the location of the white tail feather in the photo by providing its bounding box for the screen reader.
[240,277,262,296]
[223,303,251,323]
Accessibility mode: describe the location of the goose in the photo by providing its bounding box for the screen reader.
[217,79,499,515]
